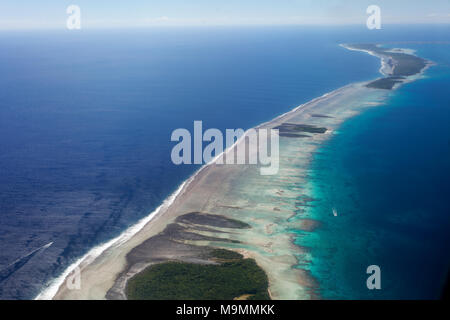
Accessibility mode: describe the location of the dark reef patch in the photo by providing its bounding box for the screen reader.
[310,114,334,118]
[346,43,429,90]
[366,76,405,90]
[274,123,328,138]
[176,212,251,229]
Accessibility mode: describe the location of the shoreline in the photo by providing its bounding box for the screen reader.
[340,44,394,76]
[36,43,429,300]
[36,84,351,300]
[35,77,356,301]
[341,43,433,89]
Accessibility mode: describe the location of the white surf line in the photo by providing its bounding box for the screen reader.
[34,55,377,300]
[340,44,394,77]
[213,83,355,165]
[35,179,193,300]
[256,84,352,130]
[35,117,271,300]
[342,43,435,91]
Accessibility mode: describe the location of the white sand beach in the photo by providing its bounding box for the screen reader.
[39,81,389,300]
[36,43,432,300]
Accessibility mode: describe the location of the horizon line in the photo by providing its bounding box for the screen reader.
[1,22,450,32]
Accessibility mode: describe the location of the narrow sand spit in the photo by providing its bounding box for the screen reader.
[38,43,433,301]
[47,82,389,300]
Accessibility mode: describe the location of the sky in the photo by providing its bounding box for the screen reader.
[0,0,449,30]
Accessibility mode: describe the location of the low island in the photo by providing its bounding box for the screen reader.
[342,43,430,89]
[43,43,431,301]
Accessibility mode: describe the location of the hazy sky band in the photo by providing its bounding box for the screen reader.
[1,0,450,30]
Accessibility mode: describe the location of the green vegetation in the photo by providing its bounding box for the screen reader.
[126,249,270,300]
[210,248,243,261]
[389,52,427,76]
[348,43,427,77]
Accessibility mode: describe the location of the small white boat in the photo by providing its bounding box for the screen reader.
[332,208,338,217]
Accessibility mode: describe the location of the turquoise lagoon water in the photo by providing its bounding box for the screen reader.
[0,25,449,299]
[0,26,383,299]
[297,43,450,299]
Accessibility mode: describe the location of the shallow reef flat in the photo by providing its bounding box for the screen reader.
[53,81,389,300]
[50,43,432,301]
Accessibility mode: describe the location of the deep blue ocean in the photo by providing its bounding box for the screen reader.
[0,25,449,299]
[301,42,450,299]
